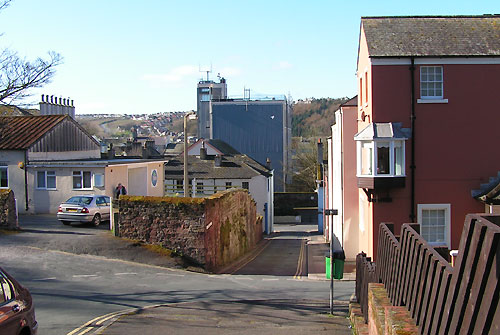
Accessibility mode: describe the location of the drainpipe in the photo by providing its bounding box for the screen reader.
[24,151,29,211]
[410,57,416,222]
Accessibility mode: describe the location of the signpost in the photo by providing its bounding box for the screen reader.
[324,208,338,315]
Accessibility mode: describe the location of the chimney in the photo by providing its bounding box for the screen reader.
[266,157,272,170]
[215,154,222,167]
[317,138,323,164]
[200,147,207,160]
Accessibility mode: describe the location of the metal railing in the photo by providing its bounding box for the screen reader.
[355,214,500,334]
[164,184,240,197]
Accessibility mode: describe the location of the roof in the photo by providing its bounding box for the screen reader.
[362,16,500,57]
[354,122,411,141]
[340,96,358,108]
[0,115,70,150]
[471,171,500,204]
[165,154,271,180]
[189,139,240,156]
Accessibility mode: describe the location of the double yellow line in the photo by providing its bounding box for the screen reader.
[293,239,306,279]
[67,308,137,335]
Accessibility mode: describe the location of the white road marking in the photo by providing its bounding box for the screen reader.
[156,273,185,277]
[32,277,57,281]
[232,277,254,280]
[73,274,98,278]
[262,278,279,281]
[114,272,137,276]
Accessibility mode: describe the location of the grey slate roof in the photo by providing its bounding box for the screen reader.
[362,16,500,57]
[165,154,271,180]
[354,122,411,140]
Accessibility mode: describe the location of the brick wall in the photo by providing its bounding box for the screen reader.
[0,189,18,229]
[117,189,262,272]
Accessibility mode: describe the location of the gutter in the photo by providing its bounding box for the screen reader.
[410,57,416,222]
[24,151,29,211]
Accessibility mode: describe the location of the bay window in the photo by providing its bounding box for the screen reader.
[357,140,406,177]
[354,122,409,189]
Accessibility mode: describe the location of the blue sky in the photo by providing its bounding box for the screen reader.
[1,0,498,114]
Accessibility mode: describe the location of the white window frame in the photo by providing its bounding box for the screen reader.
[420,66,444,100]
[94,173,104,188]
[417,204,451,248]
[36,170,56,190]
[73,171,93,190]
[0,166,8,189]
[356,140,406,177]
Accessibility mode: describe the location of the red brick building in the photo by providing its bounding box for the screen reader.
[354,16,500,258]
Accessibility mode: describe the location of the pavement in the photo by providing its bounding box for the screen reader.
[99,299,352,335]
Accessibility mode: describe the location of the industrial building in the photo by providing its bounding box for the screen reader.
[196,77,291,191]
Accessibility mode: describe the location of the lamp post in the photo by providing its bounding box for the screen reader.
[183,111,197,197]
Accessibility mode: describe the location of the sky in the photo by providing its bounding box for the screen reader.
[0,0,498,115]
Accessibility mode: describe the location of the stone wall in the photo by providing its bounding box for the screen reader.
[117,189,262,272]
[0,189,18,229]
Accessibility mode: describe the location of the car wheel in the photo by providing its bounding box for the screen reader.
[92,214,101,227]
[61,220,71,226]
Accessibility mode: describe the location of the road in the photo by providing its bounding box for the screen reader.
[0,215,354,335]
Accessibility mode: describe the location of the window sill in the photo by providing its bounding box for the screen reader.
[417,98,448,104]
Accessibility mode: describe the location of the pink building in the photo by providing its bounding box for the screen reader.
[326,97,360,261]
[353,15,500,258]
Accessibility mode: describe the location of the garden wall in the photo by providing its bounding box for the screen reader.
[0,189,17,229]
[117,189,262,272]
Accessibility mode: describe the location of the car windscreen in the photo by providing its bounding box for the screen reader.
[66,196,93,205]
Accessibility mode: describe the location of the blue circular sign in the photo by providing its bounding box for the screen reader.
[151,169,158,187]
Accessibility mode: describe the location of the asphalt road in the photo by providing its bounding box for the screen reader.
[0,215,354,335]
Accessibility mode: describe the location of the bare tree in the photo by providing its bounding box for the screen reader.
[0,0,62,105]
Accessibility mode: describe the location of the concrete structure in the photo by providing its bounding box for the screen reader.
[354,15,500,258]
[195,78,291,192]
[326,96,359,260]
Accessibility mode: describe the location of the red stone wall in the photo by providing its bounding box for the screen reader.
[0,189,18,230]
[117,189,262,271]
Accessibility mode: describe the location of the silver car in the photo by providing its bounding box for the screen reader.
[57,195,111,227]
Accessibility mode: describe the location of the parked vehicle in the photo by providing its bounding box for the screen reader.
[0,267,38,335]
[57,195,111,226]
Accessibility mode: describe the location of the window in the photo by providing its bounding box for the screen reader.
[0,274,13,303]
[418,204,450,247]
[94,173,104,187]
[357,140,405,177]
[37,171,56,189]
[73,171,92,189]
[242,182,249,190]
[420,66,443,99]
[197,182,203,194]
[0,166,7,188]
[225,182,232,189]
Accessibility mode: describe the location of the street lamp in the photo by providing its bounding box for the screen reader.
[183,111,197,197]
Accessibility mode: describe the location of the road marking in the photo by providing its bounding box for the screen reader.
[73,274,98,278]
[156,273,185,277]
[114,272,137,276]
[32,277,57,281]
[232,277,254,280]
[230,240,271,274]
[293,239,306,279]
[262,278,279,281]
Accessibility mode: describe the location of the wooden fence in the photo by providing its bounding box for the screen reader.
[355,214,500,335]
